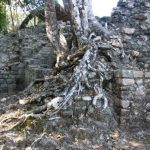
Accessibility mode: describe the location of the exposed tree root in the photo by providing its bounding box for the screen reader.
[0,113,45,133]
[50,32,110,115]
[29,133,47,149]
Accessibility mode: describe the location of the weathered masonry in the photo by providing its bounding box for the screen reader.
[0,63,24,98]
[0,25,55,98]
[0,0,150,129]
[114,70,150,128]
[111,0,150,128]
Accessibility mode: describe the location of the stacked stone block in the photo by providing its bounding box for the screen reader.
[114,69,149,128]
[0,69,16,98]
[111,0,150,70]
[0,24,54,98]
[0,63,25,98]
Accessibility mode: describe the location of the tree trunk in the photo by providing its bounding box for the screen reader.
[43,0,113,113]
[9,4,15,31]
[45,0,62,52]
[71,0,89,44]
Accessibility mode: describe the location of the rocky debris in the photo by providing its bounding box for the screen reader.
[111,0,150,70]
[122,27,136,35]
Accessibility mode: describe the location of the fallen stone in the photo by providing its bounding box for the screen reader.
[134,13,148,20]
[82,96,92,101]
[111,39,122,48]
[122,27,136,35]
[132,50,140,57]
[121,100,130,108]
[19,98,28,105]
[0,97,7,102]
[47,97,63,110]
[98,43,111,50]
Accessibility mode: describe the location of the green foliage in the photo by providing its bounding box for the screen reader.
[0,2,7,32]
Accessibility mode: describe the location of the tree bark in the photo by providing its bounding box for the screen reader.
[9,3,15,31]
[45,0,60,51]
[70,0,89,44]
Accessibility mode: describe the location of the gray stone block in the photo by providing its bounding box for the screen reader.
[133,71,143,78]
[117,78,135,85]
[135,79,143,85]
[122,27,136,35]
[1,84,7,88]
[114,70,133,78]
[121,100,130,108]
[145,72,150,78]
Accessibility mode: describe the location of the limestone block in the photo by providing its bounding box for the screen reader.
[133,71,143,78]
[135,85,145,96]
[8,88,15,94]
[8,74,15,79]
[145,72,150,78]
[114,70,133,78]
[82,96,92,101]
[1,87,8,93]
[122,27,136,35]
[121,100,130,108]
[1,84,7,88]
[119,91,133,99]
[116,85,136,91]
[98,43,111,50]
[145,1,150,7]
[146,114,150,121]
[134,13,148,20]
[146,103,150,111]
[0,79,4,83]
[135,79,143,85]
[111,39,122,47]
[7,79,14,84]
[47,97,63,110]
[121,109,130,116]
[117,78,135,85]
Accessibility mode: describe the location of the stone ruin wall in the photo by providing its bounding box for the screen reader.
[0,25,55,98]
[0,0,150,129]
[0,63,25,98]
[111,0,150,128]
[114,70,150,128]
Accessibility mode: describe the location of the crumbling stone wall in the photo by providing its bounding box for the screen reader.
[0,63,25,98]
[0,69,16,98]
[114,70,150,128]
[111,0,150,128]
[111,0,150,70]
[0,24,55,98]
